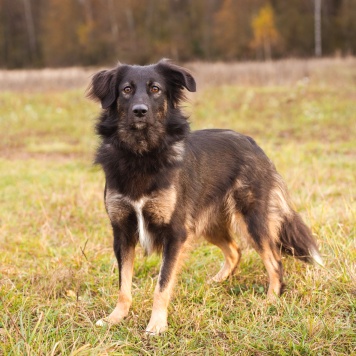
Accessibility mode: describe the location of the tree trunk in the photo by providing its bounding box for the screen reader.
[263,38,272,61]
[314,0,322,56]
[22,0,37,62]
[107,0,119,44]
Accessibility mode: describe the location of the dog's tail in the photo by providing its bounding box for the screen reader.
[278,211,324,266]
[269,175,323,266]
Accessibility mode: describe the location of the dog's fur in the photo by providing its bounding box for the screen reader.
[88,60,323,334]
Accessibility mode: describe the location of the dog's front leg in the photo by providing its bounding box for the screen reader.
[97,225,136,326]
[146,235,186,335]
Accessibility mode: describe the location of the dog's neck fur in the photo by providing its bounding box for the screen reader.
[95,106,189,200]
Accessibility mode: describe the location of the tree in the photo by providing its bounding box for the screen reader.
[250,3,281,60]
[314,0,322,56]
[22,0,37,62]
[214,0,264,60]
[0,0,43,68]
[336,0,356,55]
[1,0,356,67]
[214,0,241,59]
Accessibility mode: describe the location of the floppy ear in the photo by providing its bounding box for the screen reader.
[156,59,196,92]
[87,69,117,109]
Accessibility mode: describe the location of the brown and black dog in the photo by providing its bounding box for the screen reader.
[88,60,323,334]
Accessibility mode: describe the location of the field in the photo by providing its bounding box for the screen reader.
[0,58,355,355]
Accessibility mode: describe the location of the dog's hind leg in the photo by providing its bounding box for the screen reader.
[243,211,283,300]
[205,227,241,283]
[257,242,283,300]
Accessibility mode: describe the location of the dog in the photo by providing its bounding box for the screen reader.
[87,59,323,334]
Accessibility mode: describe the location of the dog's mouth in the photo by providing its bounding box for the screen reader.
[131,122,148,130]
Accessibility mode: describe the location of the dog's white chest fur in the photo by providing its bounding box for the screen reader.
[131,197,153,254]
[106,187,177,255]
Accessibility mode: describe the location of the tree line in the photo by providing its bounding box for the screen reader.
[1,0,355,68]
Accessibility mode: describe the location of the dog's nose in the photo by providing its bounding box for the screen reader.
[132,104,148,117]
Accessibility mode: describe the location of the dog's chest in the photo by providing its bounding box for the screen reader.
[105,187,177,254]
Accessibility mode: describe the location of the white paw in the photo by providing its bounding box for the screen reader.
[209,275,224,284]
[208,271,229,284]
[96,319,108,327]
[96,305,129,327]
[145,319,168,335]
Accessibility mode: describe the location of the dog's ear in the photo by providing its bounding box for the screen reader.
[87,65,131,109]
[87,69,117,109]
[156,59,196,93]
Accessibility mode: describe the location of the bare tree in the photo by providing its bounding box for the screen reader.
[22,0,37,60]
[107,0,119,44]
[314,0,322,56]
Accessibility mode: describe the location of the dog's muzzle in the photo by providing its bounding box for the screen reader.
[131,121,148,130]
[131,104,149,130]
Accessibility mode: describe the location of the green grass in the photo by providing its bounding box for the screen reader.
[0,73,355,355]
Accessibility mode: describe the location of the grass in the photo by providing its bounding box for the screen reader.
[0,59,355,355]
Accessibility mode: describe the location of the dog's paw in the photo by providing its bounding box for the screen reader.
[96,316,120,327]
[96,319,108,327]
[208,259,239,284]
[145,318,168,335]
[266,289,281,303]
[96,306,128,327]
[208,273,227,284]
[208,267,233,284]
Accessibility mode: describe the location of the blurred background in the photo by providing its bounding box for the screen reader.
[1,2,356,354]
[1,0,356,68]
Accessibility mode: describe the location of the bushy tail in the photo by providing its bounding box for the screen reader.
[279,211,324,266]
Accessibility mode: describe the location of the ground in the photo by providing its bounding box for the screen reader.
[0,59,355,355]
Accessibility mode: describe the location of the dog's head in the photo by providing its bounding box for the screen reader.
[88,60,196,154]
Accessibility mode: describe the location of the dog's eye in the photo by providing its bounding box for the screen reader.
[123,86,132,94]
[150,86,160,94]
